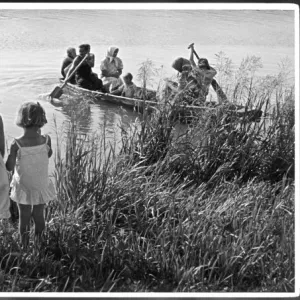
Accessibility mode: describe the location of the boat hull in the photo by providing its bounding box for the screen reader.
[62,82,157,112]
[59,82,262,123]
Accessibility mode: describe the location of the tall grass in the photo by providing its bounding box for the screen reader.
[0,54,295,292]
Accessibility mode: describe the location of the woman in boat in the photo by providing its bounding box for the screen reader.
[100,46,123,93]
[157,57,192,102]
[61,47,77,83]
[172,57,192,89]
[110,72,137,98]
[66,44,103,91]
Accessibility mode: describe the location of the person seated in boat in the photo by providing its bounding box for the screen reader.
[100,46,123,93]
[110,72,137,98]
[85,44,104,91]
[66,44,103,91]
[61,47,77,83]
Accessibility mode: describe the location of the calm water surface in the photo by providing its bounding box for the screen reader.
[0,9,295,170]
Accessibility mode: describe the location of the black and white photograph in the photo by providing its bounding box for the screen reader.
[0,2,298,297]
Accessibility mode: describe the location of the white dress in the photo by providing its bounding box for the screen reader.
[10,136,56,205]
[0,154,10,218]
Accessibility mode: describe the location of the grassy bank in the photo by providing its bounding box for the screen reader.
[0,54,295,292]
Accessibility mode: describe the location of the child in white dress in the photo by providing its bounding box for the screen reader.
[6,102,56,248]
[0,115,10,220]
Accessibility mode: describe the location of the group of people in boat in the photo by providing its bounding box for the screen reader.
[60,43,225,104]
[60,44,137,98]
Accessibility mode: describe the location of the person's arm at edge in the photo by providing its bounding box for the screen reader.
[6,141,18,172]
[46,135,53,158]
[0,116,5,157]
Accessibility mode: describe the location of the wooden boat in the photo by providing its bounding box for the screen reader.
[54,81,157,113]
[52,81,262,123]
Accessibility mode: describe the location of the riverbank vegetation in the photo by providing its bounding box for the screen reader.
[0,53,295,292]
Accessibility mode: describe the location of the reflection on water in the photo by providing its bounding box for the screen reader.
[58,96,93,132]
[49,92,140,147]
[52,92,139,135]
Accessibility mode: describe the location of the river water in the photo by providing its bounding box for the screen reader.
[0,8,295,170]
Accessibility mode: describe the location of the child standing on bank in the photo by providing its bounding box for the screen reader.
[0,115,11,220]
[6,102,56,248]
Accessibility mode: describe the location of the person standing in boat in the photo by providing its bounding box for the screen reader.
[66,44,103,91]
[61,47,77,83]
[184,44,217,105]
[100,46,123,93]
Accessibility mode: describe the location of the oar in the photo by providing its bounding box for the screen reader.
[49,54,89,99]
[187,43,228,102]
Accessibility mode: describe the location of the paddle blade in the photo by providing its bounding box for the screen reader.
[49,86,63,99]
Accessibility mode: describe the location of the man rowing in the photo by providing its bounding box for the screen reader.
[65,44,103,91]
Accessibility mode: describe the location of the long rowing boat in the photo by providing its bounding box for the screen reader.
[52,81,263,123]
[57,81,157,111]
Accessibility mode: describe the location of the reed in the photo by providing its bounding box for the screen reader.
[0,54,294,292]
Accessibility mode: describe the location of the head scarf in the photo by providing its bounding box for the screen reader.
[107,46,119,63]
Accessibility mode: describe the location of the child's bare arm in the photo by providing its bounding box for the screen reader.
[6,141,18,172]
[0,116,5,157]
[46,135,53,158]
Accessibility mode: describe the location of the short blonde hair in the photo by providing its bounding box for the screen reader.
[15,102,47,128]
